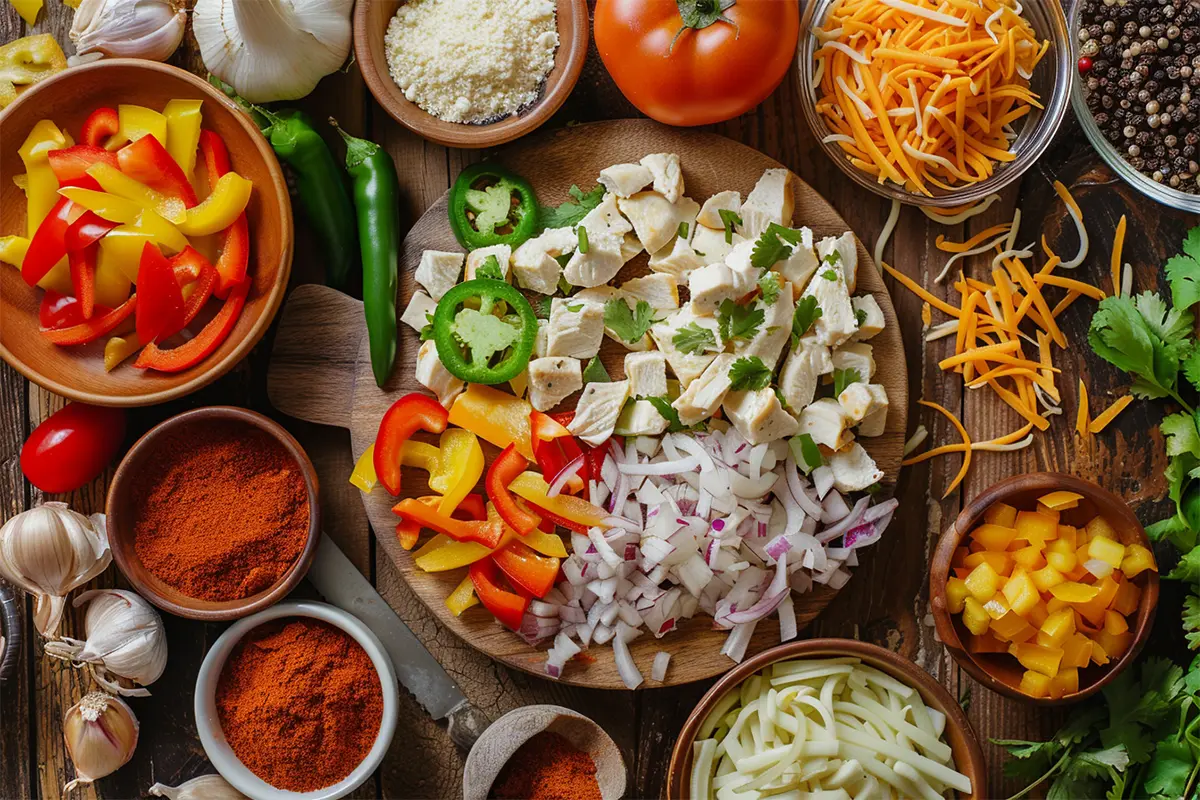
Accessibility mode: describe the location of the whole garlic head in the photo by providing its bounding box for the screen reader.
[70,0,187,66]
[63,691,139,791]
[44,589,167,696]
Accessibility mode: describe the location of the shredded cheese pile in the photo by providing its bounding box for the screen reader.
[812,0,1050,195]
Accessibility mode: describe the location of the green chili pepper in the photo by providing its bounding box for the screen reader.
[433,279,538,385]
[331,119,400,388]
[448,162,539,251]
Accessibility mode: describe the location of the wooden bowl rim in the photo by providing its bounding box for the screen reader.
[929,471,1160,706]
[664,638,989,799]
[0,59,294,408]
[352,0,589,149]
[106,406,320,621]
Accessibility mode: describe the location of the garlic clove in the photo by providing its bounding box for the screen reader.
[63,691,139,791]
[149,775,248,799]
[70,0,187,64]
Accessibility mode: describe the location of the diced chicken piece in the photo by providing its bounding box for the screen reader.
[618,191,679,255]
[547,298,605,358]
[464,244,511,281]
[688,262,756,316]
[816,232,860,293]
[672,353,736,426]
[828,443,884,493]
[734,280,793,368]
[620,233,643,264]
[859,404,888,437]
[415,250,464,300]
[778,340,832,411]
[696,191,742,229]
[415,340,464,408]
[512,227,575,294]
[800,263,856,348]
[573,287,651,351]
[831,342,876,380]
[723,238,757,273]
[797,398,854,450]
[533,319,549,358]
[580,192,633,238]
[839,382,888,438]
[568,380,631,446]
[675,197,700,239]
[639,153,684,203]
[621,273,679,310]
[598,163,653,198]
[648,236,705,280]
[650,306,721,387]
[616,399,671,436]
[724,388,800,445]
[690,223,744,265]
[739,169,795,239]
[851,294,885,341]
[625,351,668,398]
[563,228,626,288]
[400,291,438,333]
[572,286,619,305]
[773,227,820,295]
[527,357,583,412]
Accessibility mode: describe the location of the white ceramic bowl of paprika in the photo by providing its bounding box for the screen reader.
[194,600,399,800]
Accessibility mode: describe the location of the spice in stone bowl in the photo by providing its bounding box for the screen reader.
[489,731,601,800]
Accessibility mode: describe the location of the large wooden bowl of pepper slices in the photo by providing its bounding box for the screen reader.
[0,59,292,407]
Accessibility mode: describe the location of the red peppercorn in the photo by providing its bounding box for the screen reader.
[1079,56,1093,74]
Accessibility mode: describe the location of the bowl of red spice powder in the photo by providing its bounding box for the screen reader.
[106,406,320,620]
[195,600,399,799]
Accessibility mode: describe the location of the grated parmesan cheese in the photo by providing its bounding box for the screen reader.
[384,0,559,124]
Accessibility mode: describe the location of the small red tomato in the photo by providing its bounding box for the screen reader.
[1078,56,1093,74]
[21,403,127,494]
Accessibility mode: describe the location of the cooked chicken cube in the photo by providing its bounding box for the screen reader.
[739,169,795,239]
[415,340,464,408]
[400,291,438,333]
[616,399,670,437]
[839,382,888,437]
[563,228,626,288]
[547,298,605,358]
[816,232,859,293]
[797,398,854,450]
[621,273,679,310]
[639,153,684,203]
[774,227,820,295]
[690,223,744,264]
[534,319,549,358]
[650,306,721,387]
[625,351,668,398]
[618,191,680,255]
[778,340,832,411]
[688,262,756,316]
[512,227,575,294]
[676,196,700,236]
[851,294,885,341]
[415,250,464,300]
[620,233,644,264]
[528,357,583,412]
[580,192,633,238]
[598,163,653,198]
[800,262,856,348]
[724,388,800,445]
[568,380,631,446]
[672,353,736,426]
[828,443,883,493]
[648,236,705,280]
[734,279,793,368]
[464,244,511,281]
[696,191,742,229]
[859,404,888,438]
[831,342,876,380]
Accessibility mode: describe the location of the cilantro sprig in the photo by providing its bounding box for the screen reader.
[718,208,743,244]
[757,272,781,306]
[604,298,656,344]
[537,184,605,231]
[791,296,822,348]
[718,299,765,343]
[728,356,772,391]
[751,223,804,270]
[474,255,504,281]
[832,367,862,397]
[673,322,717,355]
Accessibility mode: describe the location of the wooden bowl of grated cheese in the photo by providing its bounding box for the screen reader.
[354,0,589,149]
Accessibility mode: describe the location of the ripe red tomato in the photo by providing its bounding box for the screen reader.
[21,403,127,494]
[594,0,799,126]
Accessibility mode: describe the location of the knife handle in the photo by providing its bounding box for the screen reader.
[446,700,491,750]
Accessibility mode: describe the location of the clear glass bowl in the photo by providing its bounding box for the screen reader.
[1067,0,1200,213]
[797,0,1073,207]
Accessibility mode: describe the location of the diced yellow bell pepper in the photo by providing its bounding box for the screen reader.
[1015,510,1058,545]
[1047,667,1079,699]
[1062,632,1094,668]
[431,428,484,516]
[103,334,142,372]
[113,104,167,151]
[990,610,1036,643]
[964,561,1003,602]
[1120,544,1155,579]
[1045,545,1076,575]
[1087,536,1125,569]
[1093,628,1132,660]
[163,99,203,178]
[966,632,1008,653]
[1036,608,1076,648]
[177,172,253,236]
[8,0,43,25]
[1050,581,1101,604]
[1103,609,1129,635]
[1039,490,1083,510]
[1011,545,1046,572]
[1002,568,1040,615]
[964,551,1012,576]
[448,383,535,460]
[1057,525,1078,548]
[18,119,68,237]
[1072,577,1119,627]
[509,371,528,399]
[1110,580,1141,616]
[983,594,1011,620]
[1031,565,1065,594]
[984,501,1018,528]
[444,574,480,616]
[519,527,568,558]
[961,596,990,635]
[509,471,607,529]
[86,162,186,224]
[1089,637,1110,666]
[349,444,378,492]
[945,576,970,614]
[1012,642,1063,677]
[972,523,1018,552]
[1019,669,1052,698]
[1085,515,1117,540]
[94,252,132,310]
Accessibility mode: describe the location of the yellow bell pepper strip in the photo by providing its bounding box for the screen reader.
[162,99,203,178]
[111,104,167,151]
[508,471,608,534]
[97,226,153,283]
[448,383,535,460]
[131,212,188,254]
[58,187,142,223]
[176,172,253,237]
[349,444,378,492]
[352,440,445,497]
[430,428,484,516]
[7,0,43,28]
[374,393,450,496]
[103,333,142,372]
[1,235,71,293]
[85,162,186,224]
[414,534,493,572]
[0,35,67,108]
[0,235,28,267]
[445,575,480,616]
[394,497,506,548]
[93,250,132,310]
[518,526,568,558]
[18,120,69,238]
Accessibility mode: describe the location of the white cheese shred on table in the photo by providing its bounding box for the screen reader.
[874,199,901,271]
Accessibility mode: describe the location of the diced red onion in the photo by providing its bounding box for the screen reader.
[544,631,581,679]
[778,594,797,642]
[817,497,871,543]
[821,491,851,523]
[612,622,644,689]
[651,651,671,682]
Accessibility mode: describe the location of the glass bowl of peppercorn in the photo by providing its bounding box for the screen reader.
[1071,0,1200,211]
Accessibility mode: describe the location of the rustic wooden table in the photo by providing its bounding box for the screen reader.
[0,2,1194,798]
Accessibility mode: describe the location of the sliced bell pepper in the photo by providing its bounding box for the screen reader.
[172,253,217,328]
[530,410,586,495]
[402,439,442,475]
[47,146,117,190]
[68,245,97,319]
[393,496,506,549]
[0,35,67,108]
[519,526,568,558]
[198,130,249,297]
[176,172,252,237]
[414,534,496,572]
[82,107,120,149]
[131,211,188,254]
[469,557,529,630]
[455,493,488,522]
[432,428,484,516]
[133,275,248,372]
[396,496,439,550]
[373,393,450,496]
[162,99,203,178]
[0,235,29,268]
[134,242,186,343]
[18,119,69,238]
[7,0,42,26]
[86,162,185,224]
[57,187,142,224]
[112,104,167,151]
[117,133,198,207]
[2,235,70,293]
[21,197,76,285]
[96,226,152,284]
[445,574,481,617]
[487,445,541,535]
[508,471,608,534]
[64,210,119,253]
[41,293,136,346]
[39,290,88,329]
[448,383,535,460]
[350,444,378,492]
[103,334,142,372]
[94,252,132,310]
[493,540,560,599]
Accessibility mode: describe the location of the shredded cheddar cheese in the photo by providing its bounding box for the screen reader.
[1076,379,1090,435]
[1089,395,1133,433]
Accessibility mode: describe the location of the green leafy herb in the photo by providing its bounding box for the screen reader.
[791,296,823,348]
[728,356,772,391]
[718,299,765,343]
[554,253,572,269]
[751,223,803,270]
[604,298,656,344]
[566,303,583,313]
[538,184,605,230]
[758,272,781,305]
[823,249,842,267]
[855,307,868,327]
[719,208,743,244]
[833,367,863,396]
[582,355,611,383]
[1165,226,1200,311]
[577,226,590,254]
[678,221,690,240]
[673,323,717,355]
[474,255,505,281]
[464,185,514,236]
[789,433,824,473]
[557,275,574,295]
[419,313,435,341]
[450,308,519,366]
[774,387,789,410]
[1088,292,1193,407]
[822,269,839,281]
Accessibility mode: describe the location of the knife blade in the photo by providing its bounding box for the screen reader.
[307,533,490,748]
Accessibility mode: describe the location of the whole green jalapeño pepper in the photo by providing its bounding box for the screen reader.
[432,279,538,385]
[448,163,539,251]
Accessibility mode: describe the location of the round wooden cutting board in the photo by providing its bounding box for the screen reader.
[267,119,908,689]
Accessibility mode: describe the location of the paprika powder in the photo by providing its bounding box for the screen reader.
[131,419,310,601]
[489,731,602,800]
[216,617,383,792]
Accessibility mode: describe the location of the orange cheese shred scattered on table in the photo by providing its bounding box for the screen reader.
[1089,395,1134,433]
[1076,379,1091,435]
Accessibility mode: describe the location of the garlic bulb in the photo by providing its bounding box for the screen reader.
[0,504,110,637]
[69,0,187,66]
[45,589,167,697]
[63,691,139,791]
[194,0,353,103]
[149,775,247,799]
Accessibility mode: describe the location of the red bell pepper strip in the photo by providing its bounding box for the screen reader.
[522,501,590,535]
[21,197,75,285]
[530,410,585,496]
[68,245,97,320]
[40,294,136,346]
[486,444,542,536]
[39,291,90,330]
[116,134,198,207]
[493,540,560,599]
[81,107,119,149]
[392,497,506,549]
[454,493,487,522]
[135,242,186,343]
[372,393,450,496]
[133,277,248,372]
[178,260,217,328]
[64,211,118,252]
[549,411,575,427]
[47,146,118,190]
[468,557,529,630]
[397,492,487,550]
[198,130,249,297]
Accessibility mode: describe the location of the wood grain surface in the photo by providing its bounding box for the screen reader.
[0,0,1195,797]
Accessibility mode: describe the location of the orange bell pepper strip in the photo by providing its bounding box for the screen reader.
[469,557,529,630]
[372,393,450,496]
[448,383,535,460]
[393,496,506,549]
[493,540,559,599]
[486,445,541,535]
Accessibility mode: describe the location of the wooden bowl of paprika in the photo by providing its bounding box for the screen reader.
[106,406,320,621]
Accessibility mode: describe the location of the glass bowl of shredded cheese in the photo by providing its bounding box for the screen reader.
[797,0,1072,207]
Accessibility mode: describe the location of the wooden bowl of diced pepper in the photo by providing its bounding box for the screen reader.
[930,473,1159,705]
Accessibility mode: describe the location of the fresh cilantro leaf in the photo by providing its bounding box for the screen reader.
[750,223,803,270]
[678,221,689,239]
[644,396,686,432]
[822,269,839,281]
[533,296,553,319]
[582,355,610,383]
[1167,547,1200,583]
[1143,736,1193,797]
[538,184,605,230]
[450,308,519,366]
[1147,511,1200,554]
[1165,226,1200,311]
[419,313,435,341]
[557,275,574,294]
[604,298,656,344]
[1183,590,1200,651]
[1135,291,1194,346]
[719,208,743,244]
[791,296,822,348]
[1088,295,1180,401]
[823,249,842,267]
[718,299,764,343]
[673,322,717,355]
[833,367,863,396]
[566,303,583,313]
[855,307,868,327]
[1163,412,1200,457]
[554,253,572,268]
[1184,346,1200,393]
[774,387,789,410]
[577,226,590,254]
[728,356,772,391]
[758,272,781,305]
[474,254,504,281]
